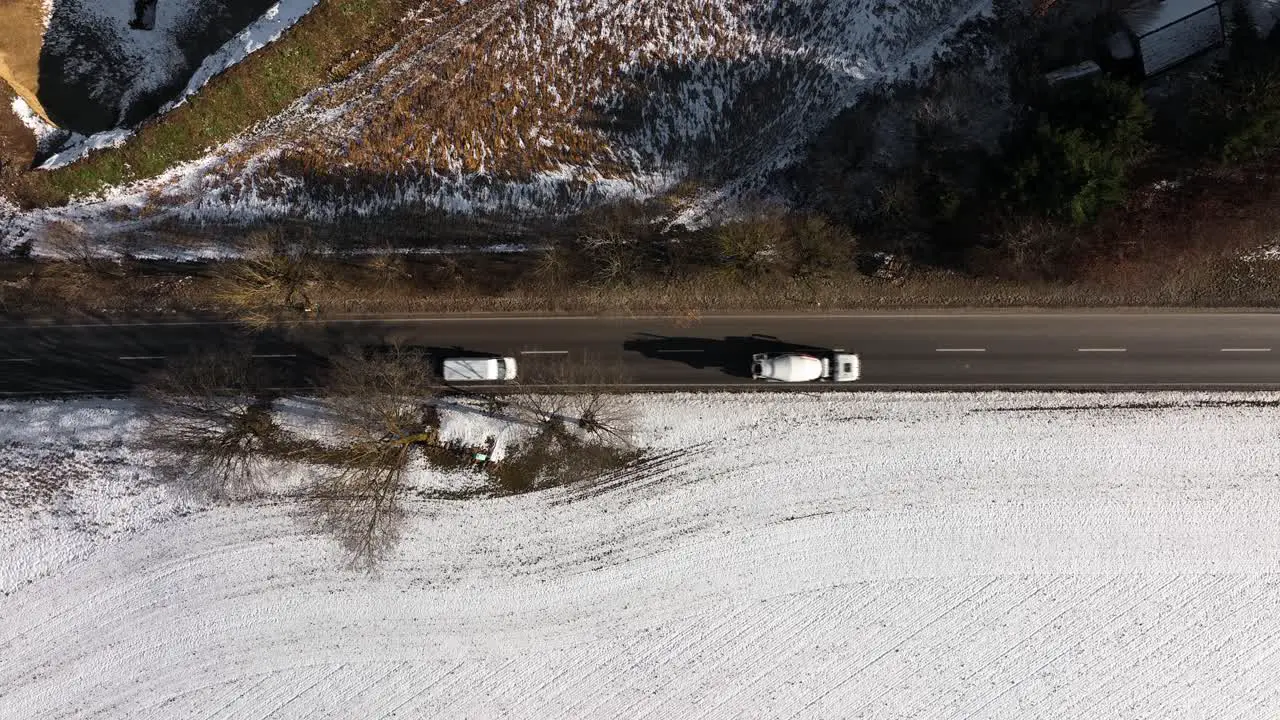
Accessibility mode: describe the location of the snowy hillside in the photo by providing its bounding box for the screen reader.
[3,392,1280,717]
[10,0,1004,240]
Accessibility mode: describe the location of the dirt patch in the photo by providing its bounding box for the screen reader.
[0,0,49,122]
[0,83,36,198]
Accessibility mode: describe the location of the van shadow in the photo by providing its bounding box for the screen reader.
[622,333,829,378]
[347,342,501,377]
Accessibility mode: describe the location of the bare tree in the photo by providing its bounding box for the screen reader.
[215,230,323,327]
[309,345,438,570]
[491,417,642,495]
[511,354,637,446]
[142,350,283,500]
[714,211,790,280]
[566,389,638,447]
[43,220,121,274]
[487,354,641,493]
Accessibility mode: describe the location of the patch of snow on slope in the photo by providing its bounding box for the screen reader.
[2,392,1280,716]
[9,96,58,147]
[49,0,192,123]
[38,129,132,170]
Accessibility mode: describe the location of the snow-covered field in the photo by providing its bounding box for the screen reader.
[3,392,1280,718]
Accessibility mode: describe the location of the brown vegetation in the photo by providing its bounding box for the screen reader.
[0,0,48,123]
[213,230,324,327]
[269,0,751,188]
[7,170,1280,322]
[0,82,35,199]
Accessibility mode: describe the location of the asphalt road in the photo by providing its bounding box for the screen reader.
[3,311,1280,394]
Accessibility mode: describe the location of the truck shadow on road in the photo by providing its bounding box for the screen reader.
[622,333,829,378]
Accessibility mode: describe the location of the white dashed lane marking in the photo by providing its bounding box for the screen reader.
[519,350,569,355]
[1220,348,1271,352]
[935,348,985,352]
[1077,348,1126,352]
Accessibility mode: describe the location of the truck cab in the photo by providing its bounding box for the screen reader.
[828,352,861,382]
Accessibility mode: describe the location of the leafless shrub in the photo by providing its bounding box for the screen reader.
[787,213,857,280]
[41,221,121,274]
[568,391,638,446]
[323,345,438,442]
[214,230,323,327]
[142,351,283,500]
[715,212,789,279]
[492,355,640,493]
[362,245,413,293]
[531,240,577,287]
[510,354,636,444]
[970,216,1082,281]
[580,234,639,288]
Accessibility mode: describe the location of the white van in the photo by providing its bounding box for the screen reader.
[441,356,518,382]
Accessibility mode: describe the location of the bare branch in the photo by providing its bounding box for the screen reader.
[491,354,642,493]
[323,345,438,442]
[141,351,282,500]
[509,354,636,446]
[307,345,440,570]
[309,441,410,572]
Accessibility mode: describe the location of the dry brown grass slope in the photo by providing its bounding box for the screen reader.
[189,0,987,216]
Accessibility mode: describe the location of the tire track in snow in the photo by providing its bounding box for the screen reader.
[785,576,1001,719]
[1045,574,1230,718]
[948,576,1183,719]
[892,575,1097,719]
[1216,623,1280,720]
[1096,576,1256,718]
[374,661,466,719]
[684,585,884,720]
[928,575,1179,719]
[1135,578,1278,718]
[1070,575,1274,719]
[243,664,350,720]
